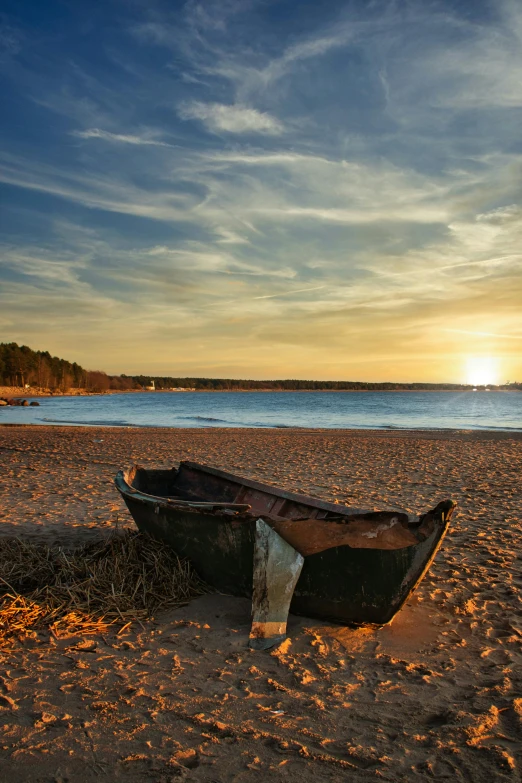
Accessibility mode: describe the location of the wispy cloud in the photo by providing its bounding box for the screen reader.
[0,22,22,61]
[1,0,522,380]
[444,329,522,340]
[178,102,284,134]
[0,152,197,221]
[72,128,175,147]
[253,285,327,300]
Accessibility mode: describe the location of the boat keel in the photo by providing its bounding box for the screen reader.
[250,519,304,650]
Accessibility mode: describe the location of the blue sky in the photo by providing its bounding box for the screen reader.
[1,0,521,381]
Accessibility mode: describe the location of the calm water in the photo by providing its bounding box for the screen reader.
[1,391,521,431]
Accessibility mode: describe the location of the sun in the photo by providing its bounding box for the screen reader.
[465,356,499,386]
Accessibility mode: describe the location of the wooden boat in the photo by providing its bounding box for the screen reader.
[115,461,456,648]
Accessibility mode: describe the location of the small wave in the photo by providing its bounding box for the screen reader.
[375,422,522,432]
[464,423,522,431]
[42,417,131,427]
[181,415,229,423]
[261,423,303,429]
[182,416,298,428]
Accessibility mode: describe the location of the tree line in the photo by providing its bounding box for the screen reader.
[0,342,85,390]
[132,376,484,391]
[1,343,519,392]
[0,343,135,392]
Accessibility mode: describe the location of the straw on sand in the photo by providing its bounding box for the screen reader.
[0,531,209,642]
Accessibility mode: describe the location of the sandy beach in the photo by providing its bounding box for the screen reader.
[0,425,521,782]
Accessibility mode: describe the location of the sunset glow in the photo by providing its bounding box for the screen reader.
[465,357,500,387]
[0,1,521,382]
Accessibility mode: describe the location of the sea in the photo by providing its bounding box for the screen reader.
[1,390,521,431]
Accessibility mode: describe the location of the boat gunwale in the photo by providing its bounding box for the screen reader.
[114,469,249,514]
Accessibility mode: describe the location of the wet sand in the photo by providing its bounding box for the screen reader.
[0,425,521,782]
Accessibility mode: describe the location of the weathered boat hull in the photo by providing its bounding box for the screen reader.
[116,462,455,627]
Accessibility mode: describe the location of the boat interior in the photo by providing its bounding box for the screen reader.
[127,460,410,524]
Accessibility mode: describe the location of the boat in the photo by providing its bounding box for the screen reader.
[115,461,456,649]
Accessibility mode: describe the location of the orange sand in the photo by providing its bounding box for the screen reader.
[0,425,521,782]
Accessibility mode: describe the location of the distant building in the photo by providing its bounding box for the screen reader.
[145,380,155,391]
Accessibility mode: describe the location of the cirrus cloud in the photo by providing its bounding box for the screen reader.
[178,101,284,134]
[72,128,174,147]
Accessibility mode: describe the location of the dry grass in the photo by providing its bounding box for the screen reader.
[0,531,209,642]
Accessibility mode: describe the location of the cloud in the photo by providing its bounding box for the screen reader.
[2,0,522,380]
[144,245,295,279]
[476,205,521,224]
[197,150,452,225]
[444,329,522,340]
[178,102,284,134]
[0,22,22,61]
[0,152,196,222]
[215,228,250,245]
[253,285,326,300]
[417,4,522,110]
[72,128,174,147]
[184,0,254,32]
[250,205,446,225]
[256,29,355,88]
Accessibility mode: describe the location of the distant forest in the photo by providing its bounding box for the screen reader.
[0,343,136,392]
[1,342,519,392]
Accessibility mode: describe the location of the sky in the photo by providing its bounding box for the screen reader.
[1,0,521,383]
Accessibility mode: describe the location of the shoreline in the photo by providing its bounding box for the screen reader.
[1,386,519,400]
[2,422,522,438]
[1,425,521,780]
[0,386,104,399]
